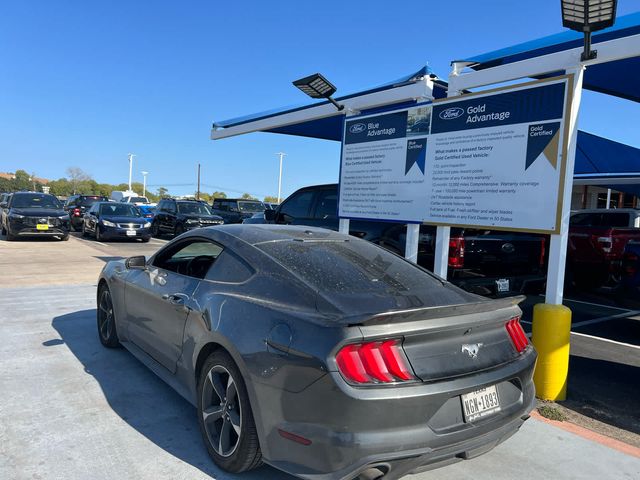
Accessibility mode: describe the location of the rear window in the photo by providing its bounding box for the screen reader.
[256,239,441,294]
[80,196,106,206]
[100,204,141,217]
[601,212,631,227]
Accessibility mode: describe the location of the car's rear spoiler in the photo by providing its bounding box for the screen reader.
[345,296,525,327]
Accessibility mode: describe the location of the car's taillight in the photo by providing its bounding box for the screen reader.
[73,208,81,217]
[335,339,415,385]
[505,316,528,353]
[448,236,465,268]
[539,237,546,267]
[623,252,638,276]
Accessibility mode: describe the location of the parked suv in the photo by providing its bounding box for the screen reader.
[567,208,640,288]
[263,184,547,297]
[64,195,109,231]
[1,192,70,241]
[211,198,266,224]
[151,198,224,237]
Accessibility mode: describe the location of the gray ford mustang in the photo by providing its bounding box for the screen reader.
[97,224,536,480]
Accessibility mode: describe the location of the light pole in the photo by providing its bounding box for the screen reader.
[141,171,149,197]
[127,153,135,192]
[275,152,286,203]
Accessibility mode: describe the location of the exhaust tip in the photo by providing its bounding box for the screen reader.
[356,465,389,480]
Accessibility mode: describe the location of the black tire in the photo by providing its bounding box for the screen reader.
[150,222,160,238]
[1,225,6,236]
[70,222,78,232]
[6,229,16,241]
[95,227,102,242]
[81,223,88,237]
[175,224,185,236]
[197,351,262,473]
[97,285,120,348]
[60,234,69,241]
[141,236,150,243]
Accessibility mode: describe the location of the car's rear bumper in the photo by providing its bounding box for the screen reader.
[255,348,537,480]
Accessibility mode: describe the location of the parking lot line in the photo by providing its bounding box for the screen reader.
[521,310,638,328]
[570,331,640,350]
[563,297,631,312]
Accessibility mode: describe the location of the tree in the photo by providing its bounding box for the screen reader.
[157,187,169,198]
[66,167,92,194]
[13,170,31,191]
[241,192,257,200]
[197,192,212,203]
[263,195,279,203]
[211,191,227,199]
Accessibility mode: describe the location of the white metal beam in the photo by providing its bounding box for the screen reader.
[211,80,433,140]
[453,33,640,92]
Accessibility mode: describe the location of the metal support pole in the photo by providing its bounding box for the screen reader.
[276,152,286,203]
[405,224,420,263]
[606,188,611,209]
[141,171,148,197]
[338,218,350,234]
[545,65,585,305]
[197,163,201,200]
[127,153,135,192]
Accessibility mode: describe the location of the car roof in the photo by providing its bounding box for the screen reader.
[216,198,264,202]
[195,224,346,246]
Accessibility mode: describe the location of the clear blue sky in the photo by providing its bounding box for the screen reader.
[0,1,638,198]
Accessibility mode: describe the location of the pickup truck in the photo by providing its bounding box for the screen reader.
[568,208,640,288]
[211,198,266,224]
[262,184,547,297]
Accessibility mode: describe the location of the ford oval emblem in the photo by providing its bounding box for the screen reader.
[349,123,366,134]
[501,242,515,253]
[439,107,464,120]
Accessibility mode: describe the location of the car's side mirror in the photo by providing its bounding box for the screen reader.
[264,209,277,222]
[125,256,146,269]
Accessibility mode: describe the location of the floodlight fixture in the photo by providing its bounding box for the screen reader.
[561,0,618,61]
[293,73,344,111]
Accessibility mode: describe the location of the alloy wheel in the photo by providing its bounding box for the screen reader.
[201,365,242,458]
[98,289,114,341]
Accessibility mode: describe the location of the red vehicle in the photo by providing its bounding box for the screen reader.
[567,208,640,288]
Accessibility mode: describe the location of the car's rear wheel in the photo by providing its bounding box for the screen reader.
[197,351,262,473]
[60,234,69,241]
[81,223,88,237]
[97,286,120,348]
[175,224,185,236]
[150,222,160,237]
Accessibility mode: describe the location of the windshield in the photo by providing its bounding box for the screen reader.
[177,203,213,215]
[80,196,107,206]
[127,197,149,204]
[100,204,141,217]
[238,201,265,213]
[12,194,61,209]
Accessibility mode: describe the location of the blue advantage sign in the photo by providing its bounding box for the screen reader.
[338,76,572,233]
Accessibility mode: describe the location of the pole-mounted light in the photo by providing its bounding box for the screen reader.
[561,0,618,61]
[293,73,344,111]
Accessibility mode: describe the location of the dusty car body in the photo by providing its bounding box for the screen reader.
[97,224,536,480]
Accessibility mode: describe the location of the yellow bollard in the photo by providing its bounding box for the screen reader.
[531,303,572,401]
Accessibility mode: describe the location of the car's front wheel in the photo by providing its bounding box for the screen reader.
[197,351,262,473]
[150,222,160,237]
[97,285,120,348]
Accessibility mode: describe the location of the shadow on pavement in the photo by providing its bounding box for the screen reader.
[50,309,294,480]
[564,355,640,435]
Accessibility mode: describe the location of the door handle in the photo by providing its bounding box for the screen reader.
[162,293,188,306]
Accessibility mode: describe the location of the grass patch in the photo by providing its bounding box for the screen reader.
[538,404,568,422]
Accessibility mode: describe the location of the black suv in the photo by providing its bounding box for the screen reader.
[151,198,224,237]
[211,198,266,224]
[263,184,548,297]
[64,195,109,231]
[1,192,70,241]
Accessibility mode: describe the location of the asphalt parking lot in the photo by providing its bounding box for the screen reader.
[1,233,639,480]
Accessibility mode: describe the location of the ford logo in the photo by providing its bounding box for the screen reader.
[501,243,515,254]
[439,107,464,120]
[349,123,366,134]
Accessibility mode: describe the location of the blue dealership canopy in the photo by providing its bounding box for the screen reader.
[463,12,640,103]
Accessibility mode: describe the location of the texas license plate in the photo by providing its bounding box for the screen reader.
[36,224,49,231]
[461,385,501,422]
[126,230,136,236]
[496,278,510,292]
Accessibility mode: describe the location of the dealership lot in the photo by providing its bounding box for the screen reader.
[1,235,639,479]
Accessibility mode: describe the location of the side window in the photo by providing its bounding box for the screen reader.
[206,250,255,283]
[167,201,177,214]
[153,239,224,279]
[571,213,599,226]
[279,191,314,220]
[212,200,222,209]
[602,212,630,227]
[313,190,338,219]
